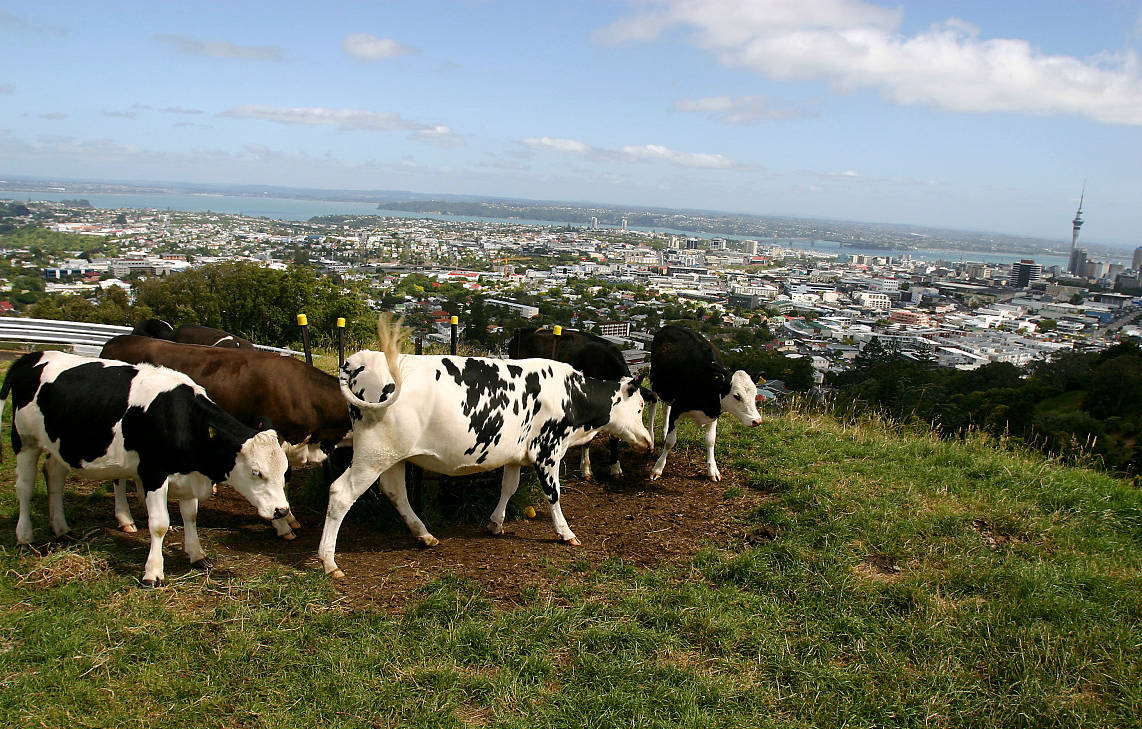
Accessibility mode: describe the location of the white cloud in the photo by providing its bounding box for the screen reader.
[221,105,421,131]
[674,94,815,123]
[103,110,137,118]
[342,33,420,61]
[219,105,461,146]
[619,143,735,168]
[411,124,463,147]
[523,136,593,155]
[599,0,1142,125]
[162,106,204,115]
[155,34,285,61]
[523,135,739,169]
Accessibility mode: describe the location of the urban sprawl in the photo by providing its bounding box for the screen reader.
[10,201,1142,386]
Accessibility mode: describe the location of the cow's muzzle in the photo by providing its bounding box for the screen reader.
[272,507,291,520]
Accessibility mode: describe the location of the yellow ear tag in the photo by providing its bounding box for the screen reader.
[208,426,216,439]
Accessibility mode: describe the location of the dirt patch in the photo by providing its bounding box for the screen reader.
[853,553,903,582]
[63,442,766,610]
[972,518,1025,550]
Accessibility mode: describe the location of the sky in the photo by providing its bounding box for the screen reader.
[2,1,1141,247]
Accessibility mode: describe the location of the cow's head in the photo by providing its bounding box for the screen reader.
[602,374,654,451]
[720,370,763,427]
[227,429,291,521]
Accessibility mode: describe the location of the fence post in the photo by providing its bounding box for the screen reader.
[296,313,312,365]
[450,315,459,355]
[336,317,346,367]
[550,324,562,358]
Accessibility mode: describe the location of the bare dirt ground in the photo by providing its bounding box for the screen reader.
[51,440,766,611]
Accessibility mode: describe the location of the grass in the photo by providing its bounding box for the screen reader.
[1,375,1141,726]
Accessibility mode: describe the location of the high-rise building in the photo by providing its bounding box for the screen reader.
[1132,246,1142,272]
[1011,259,1043,288]
[1068,185,1085,274]
[1068,248,1088,279]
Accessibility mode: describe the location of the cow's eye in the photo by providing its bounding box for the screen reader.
[734,394,743,401]
[251,469,263,480]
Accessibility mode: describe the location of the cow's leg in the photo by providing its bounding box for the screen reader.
[488,465,521,535]
[113,479,137,533]
[317,459,389,579]
[43,457,72,538]
[703,419,721,482]
[535,462,578,545]
[648,400,659,447]
[14,449,41,545]
[579,446,593,481]
[650,410,681,480]
[141,482,171,587]
[608,436,622,478]
[377,463,437,547]
[179,498,210,569]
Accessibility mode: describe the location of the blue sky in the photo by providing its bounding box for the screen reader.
[2,1,1141,247]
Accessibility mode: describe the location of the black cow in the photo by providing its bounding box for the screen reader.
[132,318,256,349]
[1,351,290,586]
[648,325,763,482]
[508,327,655,479]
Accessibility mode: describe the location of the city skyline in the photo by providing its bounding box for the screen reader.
[2,1,1141,244]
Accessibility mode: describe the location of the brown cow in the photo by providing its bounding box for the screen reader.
[99,334,351,537]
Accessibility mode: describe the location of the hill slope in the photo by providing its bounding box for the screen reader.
[0,408,1139,727]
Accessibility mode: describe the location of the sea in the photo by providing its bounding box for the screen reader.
[10,189,1085,268]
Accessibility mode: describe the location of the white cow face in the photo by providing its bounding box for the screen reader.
[603,376,654,451]
[721,370,763,427]
[228,429,291,520]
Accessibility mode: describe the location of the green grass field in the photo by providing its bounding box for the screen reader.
[1,386,1140,727]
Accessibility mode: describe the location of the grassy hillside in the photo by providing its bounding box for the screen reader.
[0,394,1140,727]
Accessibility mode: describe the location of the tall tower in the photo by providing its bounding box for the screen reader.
[1068,183,1085,275]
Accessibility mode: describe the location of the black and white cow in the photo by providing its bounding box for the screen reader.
[316,316,654,579]
[648,325,762,481]
[507,327,656,479]
[0,351,290,586]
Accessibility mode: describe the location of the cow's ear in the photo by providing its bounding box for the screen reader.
[625,372,645,395]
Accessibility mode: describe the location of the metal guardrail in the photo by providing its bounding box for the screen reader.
[0,317,304,358]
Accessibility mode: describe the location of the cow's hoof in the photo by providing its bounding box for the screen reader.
[120,523,137,534]
[649,472,662,481]
[562,537,582,547]
[418,535,439,548]
[329,569,345,580]
[189,558,213,571]
[140,578,164,589]
[487,521,503,535]
[279,530,297,541]
[54,530,79,543]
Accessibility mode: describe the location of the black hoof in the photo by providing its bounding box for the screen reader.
[140,578,164,589]
[54,530,79,543]
[189,558,213,571]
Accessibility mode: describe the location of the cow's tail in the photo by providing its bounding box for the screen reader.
[339,313,408,413]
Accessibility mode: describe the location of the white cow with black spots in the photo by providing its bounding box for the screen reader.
[1,351,291,586]
[316,315,654,579]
